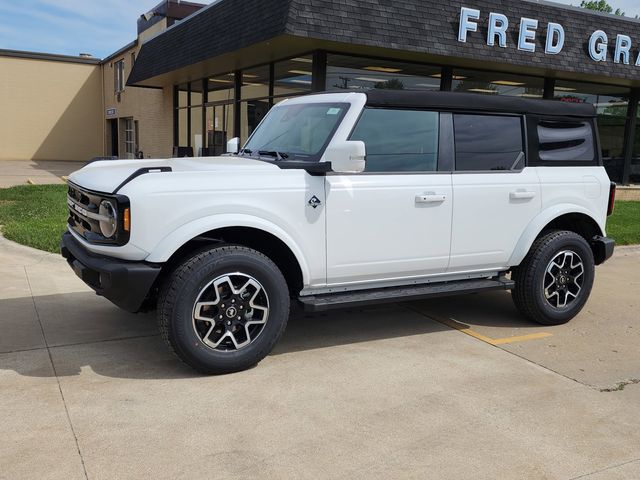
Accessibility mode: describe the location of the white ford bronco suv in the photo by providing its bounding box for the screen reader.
[61,90,616,374]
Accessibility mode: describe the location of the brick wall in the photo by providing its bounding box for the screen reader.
[617,186,640,201]
[103,45,173,159]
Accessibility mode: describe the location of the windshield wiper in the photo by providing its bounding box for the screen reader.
[258,150,289,161]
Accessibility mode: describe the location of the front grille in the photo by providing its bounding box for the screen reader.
[66,183,130,246]
[67,183,103,240]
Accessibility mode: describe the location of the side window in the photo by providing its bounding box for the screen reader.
[537,120,595,162]
[350,108,439,172]
[454,114,524,171]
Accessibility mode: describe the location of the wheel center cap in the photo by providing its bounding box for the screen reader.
[225,306,238,318]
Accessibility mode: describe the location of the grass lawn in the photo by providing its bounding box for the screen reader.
[0,184,68,253]
[0,184,639,253]
[606,201,640,246]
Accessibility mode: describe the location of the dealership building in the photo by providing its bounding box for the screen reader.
[2,0,640,184]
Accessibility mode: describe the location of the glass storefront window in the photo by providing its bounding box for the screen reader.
[178,108,188,147]
[632,103,640,184]
[555,81,630,183]
[205,103,234,155]
[326,54,441,92]
[452,69,545,98]
[241,65,270,100]
[274,56,313,98]
[190,81,204,106]
[240,100,270,145]
[207,72,235,104]
[190,107,203,154]
[177,83,189,108]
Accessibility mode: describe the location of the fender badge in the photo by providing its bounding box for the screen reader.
[308,196,322,209]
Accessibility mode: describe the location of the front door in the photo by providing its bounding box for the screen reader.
[325,108,452,287]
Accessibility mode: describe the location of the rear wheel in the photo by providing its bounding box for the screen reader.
[157,245,290,374]
[512,230,595,326]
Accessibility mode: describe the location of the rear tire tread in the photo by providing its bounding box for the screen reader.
[512,230,593,326]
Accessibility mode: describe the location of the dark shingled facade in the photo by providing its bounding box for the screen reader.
[129,0,640,85]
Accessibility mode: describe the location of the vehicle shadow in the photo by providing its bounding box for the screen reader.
[0,290,528,379]
[406,290,540,329]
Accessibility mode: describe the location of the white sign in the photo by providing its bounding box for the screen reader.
[106,108,117,117]
[458,7,640,66]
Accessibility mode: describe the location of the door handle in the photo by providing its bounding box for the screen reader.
[415,193,447,204]
[510,190,536,200]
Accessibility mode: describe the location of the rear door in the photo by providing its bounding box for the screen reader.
[325,108,453,286]
[449,113,541,271]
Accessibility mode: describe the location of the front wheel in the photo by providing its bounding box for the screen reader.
[157,245,290,374]
[512,230,595,326]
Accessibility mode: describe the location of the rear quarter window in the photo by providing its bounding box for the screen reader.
[537,120,596,162]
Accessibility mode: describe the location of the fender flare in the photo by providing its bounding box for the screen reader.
[145,214,311,285]
[507,204,605,267]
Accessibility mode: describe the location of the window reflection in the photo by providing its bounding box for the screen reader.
[274,56,313,97]
[632,104,640,184]
[452,69,544,98]
[241,65,270,100]
[326,54,441,92]
[554,81,629,183]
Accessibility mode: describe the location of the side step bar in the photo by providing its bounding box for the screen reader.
[298,277,515,312]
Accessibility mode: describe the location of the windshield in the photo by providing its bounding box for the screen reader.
[242,102,349,162]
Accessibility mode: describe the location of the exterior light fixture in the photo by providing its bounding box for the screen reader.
[492,80,526,86]
[468,88,499,94]
[355,77,388,82]
[364,66,402,73]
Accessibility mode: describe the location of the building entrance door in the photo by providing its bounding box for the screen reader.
[108,119,118,157]
[206,102,233,156]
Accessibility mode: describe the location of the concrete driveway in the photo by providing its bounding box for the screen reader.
[1,236,639,480]
[0,160,79,187]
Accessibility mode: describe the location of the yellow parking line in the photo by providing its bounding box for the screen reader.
[436,316,497,343]
[433,316,552,346]
[491,332,553,345]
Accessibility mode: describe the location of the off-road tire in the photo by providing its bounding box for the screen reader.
[157,245,290,374]
[511,230,595,326]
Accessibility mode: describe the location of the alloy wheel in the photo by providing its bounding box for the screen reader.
[543,250,585,309]
[192,273,269,351]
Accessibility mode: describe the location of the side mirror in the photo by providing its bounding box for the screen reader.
[226,137,240,154]
[324,140,366,173]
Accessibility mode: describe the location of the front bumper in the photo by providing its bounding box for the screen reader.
[592,236,615,265]
[61,232,161,312]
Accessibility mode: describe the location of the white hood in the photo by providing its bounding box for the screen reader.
[67,156,279,194]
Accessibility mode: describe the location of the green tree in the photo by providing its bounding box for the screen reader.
[580,0,624,16]
[374,78,405,90]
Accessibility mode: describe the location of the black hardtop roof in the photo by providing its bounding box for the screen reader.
[364,90,597,118]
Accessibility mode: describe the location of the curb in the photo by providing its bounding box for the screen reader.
[0,234,59,259]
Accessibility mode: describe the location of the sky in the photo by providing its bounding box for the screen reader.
[0,0,639,59]
[0,0,216,59]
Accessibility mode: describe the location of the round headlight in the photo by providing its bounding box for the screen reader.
[99,200,118,238]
